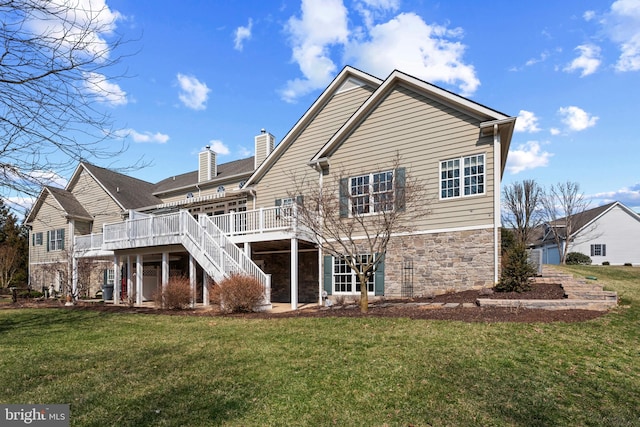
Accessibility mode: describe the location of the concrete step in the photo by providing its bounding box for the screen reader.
[562,285,604,292]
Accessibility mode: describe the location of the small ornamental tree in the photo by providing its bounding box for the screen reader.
[496,243,536,293]
[290,153,429,313]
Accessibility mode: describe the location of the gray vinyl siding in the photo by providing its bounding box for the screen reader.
[29,193,69,265]
[69,169,123,230]
[254,85,375,206]
[326,84,495,231]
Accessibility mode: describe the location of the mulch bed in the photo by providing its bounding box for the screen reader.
[3,283,608,323]
[249,283,603,323]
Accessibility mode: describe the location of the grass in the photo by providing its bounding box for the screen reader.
[0,265,638,426]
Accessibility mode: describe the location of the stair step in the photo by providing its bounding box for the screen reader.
[565,291,618,300]
[477,299,617,311]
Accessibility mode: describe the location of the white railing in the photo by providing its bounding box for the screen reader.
[209,206,295,236]
[74,233,104,252]
[100,210,270,290]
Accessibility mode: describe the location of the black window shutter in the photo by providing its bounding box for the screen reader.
[323,255,333,295]
[590,245,595,256]
[395,167,406,212]
[374,253,385,296]
[60,229,65,250]
[46,231,50,252]
[339,178,349,218]
[602,244,606,257]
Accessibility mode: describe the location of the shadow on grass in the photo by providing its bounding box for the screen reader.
[0,309,111,336]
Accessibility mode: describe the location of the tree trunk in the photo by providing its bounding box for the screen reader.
[359,276,369,313]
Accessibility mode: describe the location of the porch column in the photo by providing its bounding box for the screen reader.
[127,256,132,304]
[136,254,143,305]
[113,255,121,305]
[162,252,169,308]
[189,254,196,308]
[244,242,251,257]
[202,270,210,307]
[291,237,298,310]
[71,256,78,299]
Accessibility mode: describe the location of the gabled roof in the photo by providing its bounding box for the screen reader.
[25,186,92,224]
[68,163,162,210]
[153,157,255,195]
[531,201,639,245]
[243,66,383,187]
[310,69,516,174]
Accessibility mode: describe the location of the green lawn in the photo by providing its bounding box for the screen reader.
[1,265,638,426]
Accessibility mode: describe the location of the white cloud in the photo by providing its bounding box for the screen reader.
[506,141,553,174]
[281,1,479,101]
[209,140,230,155]
[281,0,349,102]
[603,0,640,71]
[25,0,122,61]
[558,106,598,131]
[84,72,128,106]
[550,128,561,136]
[591,183,640,209]
[345,13,479,96]
[583,10,596,21]
[514,110,541,133]
[115,128,169,144]
[176,73,210,110]
[525,51,549,67]
[239,146,253,157]
[234,19,253,51]
[564,44,601,77]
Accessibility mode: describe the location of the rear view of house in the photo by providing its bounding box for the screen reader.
[25,66,516,309]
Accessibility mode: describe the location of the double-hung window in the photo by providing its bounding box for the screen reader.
[349,170,394,214]
[590,244,606,257]
[333,255,375,294]
[47,228,65,251]
[440,154,485,199]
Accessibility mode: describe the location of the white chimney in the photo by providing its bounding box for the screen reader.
[254,129,275,169]
[199,146,216,182]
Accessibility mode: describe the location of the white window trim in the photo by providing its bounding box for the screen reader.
[332,255,376,295]
[439,153,486,200]
[49,229,64,251]
[349,170,394,216]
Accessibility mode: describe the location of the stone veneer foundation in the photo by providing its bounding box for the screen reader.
[383,228,497,297]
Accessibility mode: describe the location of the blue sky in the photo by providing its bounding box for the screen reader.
[33,0,640,211]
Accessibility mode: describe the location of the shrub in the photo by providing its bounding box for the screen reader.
[18,289,44,299]
[496,243,535,293]
[624,263,633,267]
[566,252,592,265]
[156,276,192,309]
[602,261,610,266]
[210,274,264,313]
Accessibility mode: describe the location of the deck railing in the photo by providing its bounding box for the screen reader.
[209,206,295,236]
[97,210,270,289]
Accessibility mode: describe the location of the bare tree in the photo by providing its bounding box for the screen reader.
[0,245,20,287]
[0,0,139,207]
[502,179,543,246]
[541,181,590,264]
[290,154,429,313]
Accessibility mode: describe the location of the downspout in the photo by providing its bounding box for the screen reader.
[493,124,501,284]
[309,159,327,306]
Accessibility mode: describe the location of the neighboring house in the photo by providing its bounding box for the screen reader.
[530,201,640,265]
[25,66,516,309]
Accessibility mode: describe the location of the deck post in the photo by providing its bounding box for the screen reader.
[113,255,120,305]
[291,237,298,310]
[202,270,210,306]
[189,254,196,308]
[136,254,143,305]
[162,252,169,308]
